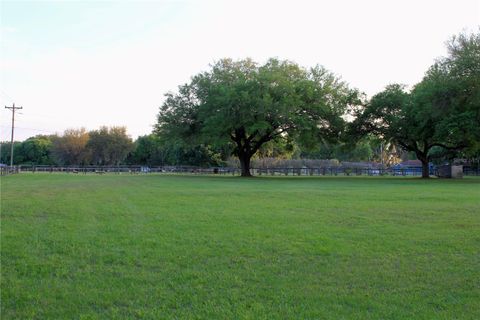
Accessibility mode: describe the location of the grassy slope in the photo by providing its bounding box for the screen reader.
[1,174,479,319]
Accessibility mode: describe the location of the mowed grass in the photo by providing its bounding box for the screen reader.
[1,174,479,319]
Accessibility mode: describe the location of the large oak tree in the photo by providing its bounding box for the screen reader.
[156,58,358,176]
[352,31,480,178]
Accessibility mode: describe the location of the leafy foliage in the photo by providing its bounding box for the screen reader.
[87,126,133,165]
[352,30,480,177]
[0,141,23,165]
[126,135,224,167]
[16,135,55,165]
[51,128,91,165]
[156,58,359,176]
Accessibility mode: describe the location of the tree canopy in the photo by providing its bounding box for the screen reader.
[87,126,133,165]
[51,128,91,166]
[156,58,359,176]
[351,30,480,177]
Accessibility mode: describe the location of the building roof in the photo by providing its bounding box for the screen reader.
[399,160,423,167]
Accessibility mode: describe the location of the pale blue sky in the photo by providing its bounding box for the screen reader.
[1,1,187,51]
[1,0,479,141]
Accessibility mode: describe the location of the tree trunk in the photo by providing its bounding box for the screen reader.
[239,154,252,177]
[421,159,430,178]
[414,148,430,179]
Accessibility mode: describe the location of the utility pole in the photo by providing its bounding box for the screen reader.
[5,103,22,167]
[380,142,384,166]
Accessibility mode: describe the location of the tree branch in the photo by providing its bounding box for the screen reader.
[430,142,467,150]
[251,132,273,154]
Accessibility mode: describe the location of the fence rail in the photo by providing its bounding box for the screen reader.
[0,166,20,176]
[9,165,480,177]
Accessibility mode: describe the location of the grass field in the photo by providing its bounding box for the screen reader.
[1,174,479,319]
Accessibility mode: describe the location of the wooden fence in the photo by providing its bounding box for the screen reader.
[0,166,20,176]
[11,165,480,176]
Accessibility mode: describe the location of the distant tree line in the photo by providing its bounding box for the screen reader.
[0,128,229,167]
[1,129,402,168]
[1,126,134,166]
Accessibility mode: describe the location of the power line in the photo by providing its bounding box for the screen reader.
[16,111,58,120]
[4,103,23,166]
[0,89,14,103]
[2,109,68,121]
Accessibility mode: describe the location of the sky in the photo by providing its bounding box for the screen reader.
[1,0,479,141]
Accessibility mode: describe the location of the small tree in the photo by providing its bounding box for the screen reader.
[127,135,165,166]
[17,135,55,165]
[51,128,90,165]
[87,126,133,165]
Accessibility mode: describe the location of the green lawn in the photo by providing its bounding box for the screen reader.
[1,174,479,319]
